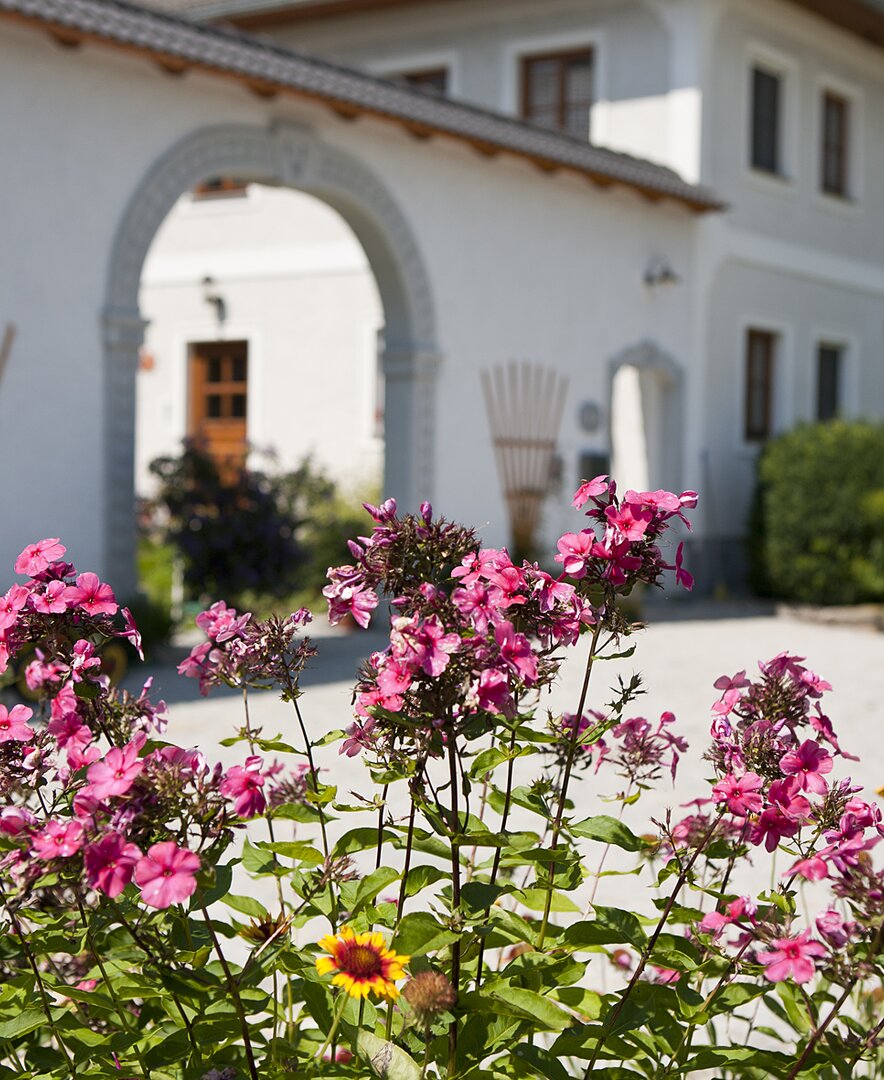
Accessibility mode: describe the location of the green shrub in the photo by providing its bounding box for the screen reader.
[751,420,884,604]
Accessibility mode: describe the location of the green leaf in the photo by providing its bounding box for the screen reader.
[357,1032,421,1079]
[517,888,580,913]
[476,987,572,1031]
[649,933,700,973]
[513,1042,572,1080]
[402,864,448,898]
[393,912,458,956]
[241,836,277,875]
[271,800,323,823]
[0,1007,48,1039]
[552,986,602,1020]
[258,840,324,866]
[334,827,396,857]
[221,894,269,919]
[350,867,400,914]
[564,908,647,949]
[570,816,644,852]
[460,881,507,912]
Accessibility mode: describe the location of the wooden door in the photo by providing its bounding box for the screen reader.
[188,340,248,479]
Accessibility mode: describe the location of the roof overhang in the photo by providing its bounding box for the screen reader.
[0,0,723,213]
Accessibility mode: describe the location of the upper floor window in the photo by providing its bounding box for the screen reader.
[397,67,448,96]
[193,177,249,200]
[821,91,849,197]
[750,65,782,174]
[816,343,843,421]
[521,49,594,140]
[745,328,777,441]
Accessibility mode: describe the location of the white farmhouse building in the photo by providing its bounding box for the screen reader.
[0,0,882,598]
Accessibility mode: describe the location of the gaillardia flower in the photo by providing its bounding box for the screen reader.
[315,927,408,999]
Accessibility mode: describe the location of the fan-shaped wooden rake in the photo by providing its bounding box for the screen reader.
[481,361,568,560]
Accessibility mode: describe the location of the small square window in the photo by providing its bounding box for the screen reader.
[745,329,776,441]
[522,49,594,140]
[816,344,843,421]
[821,92,849,197]
[750,66,781,174]
[206,394,223,419]
[397,68,448,96]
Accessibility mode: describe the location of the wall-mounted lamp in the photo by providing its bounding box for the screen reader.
[202,275,227,327]
[644,256,681,287]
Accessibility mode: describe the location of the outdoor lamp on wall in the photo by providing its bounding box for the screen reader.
[202,275,227,328]
[643,256,681,287]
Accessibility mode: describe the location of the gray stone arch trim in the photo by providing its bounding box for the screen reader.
[607,338,685,493]
[102,122,439,591]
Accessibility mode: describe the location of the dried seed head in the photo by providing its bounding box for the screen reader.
[402,971,456,1025]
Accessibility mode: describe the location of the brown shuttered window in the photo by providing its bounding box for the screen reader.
[522,49,594,140]
[821,92,849,197]
[751,66,781,174]
[745,330,776,441]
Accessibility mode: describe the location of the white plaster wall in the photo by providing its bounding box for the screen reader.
[137,185,383,495]
[0,19,698,584]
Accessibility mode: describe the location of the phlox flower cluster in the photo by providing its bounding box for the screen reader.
[327,484,695,764]
[178,601,315,698]
[0,541,290,912]
[702,654,884,984]
[553,709,687,789]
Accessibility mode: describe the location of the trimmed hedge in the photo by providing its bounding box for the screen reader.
[750,420,884,604]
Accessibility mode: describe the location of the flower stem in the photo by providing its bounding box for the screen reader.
[447,731,462,1078]
[537,618,604,949]
[584,811,723,1076]
[316,991,349,1062]
[199,897,259,1080]
[292,697,331,860]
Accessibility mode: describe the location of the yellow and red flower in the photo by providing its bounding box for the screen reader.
[315,927,409,1000]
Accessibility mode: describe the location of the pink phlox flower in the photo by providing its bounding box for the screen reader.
[376,659,413,700]
[362,498,397,523]
[24,648,66,691]
[678,490,699,511]
[530,569,575,613]
[798,669,832,698]
[452,581,504,634]
[712,771,764,816]
[47,709,92,751]
[0,584,29,631]
[70,639,102,682]
[0,703,35,743]
[156,745,207,777]
[713,670,750,693]
[572,475,610,508]
[604,503,652,542]
[119,607,144,660]
[624,489,681,515]
[779,739,833,794]
[178,641,212,685]
[839,798,884,838]
[85,735,146,800]
[33,820,85,860]
[391,615,460,677]
[63,573,118,617]
[555,531,594,579]
[648,967,680,985]
[712,688,742,717]
[67,742,102,771]
[674,543,694,591]
[0,806,38,837]
[195,601,251,643]
[589,538,643,585]
[787,849,832,881]
[15,538,66,576]
[326,580,378,629]
[30,579,68,614]
[494,620,538,684]
[220,756,267,818]
[700,896,757,937]
[474,668,514,716]
[452,548,510,584]
[809,706,858,760]
[84,833,143,898]
[134,842,200,909]
[757,930,827,984]
[484,565,527,608]
[816,909,853,949]
[761,652,807,680]
[751,777,811,852]
[340,718,377,757]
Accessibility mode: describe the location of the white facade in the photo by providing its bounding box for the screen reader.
[1,0,882,597]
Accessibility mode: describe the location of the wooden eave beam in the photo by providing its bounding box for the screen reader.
[0,8,722,215]
[49,27,83,48]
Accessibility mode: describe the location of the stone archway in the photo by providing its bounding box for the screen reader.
[101,122,439,592]
[608,339,684,496]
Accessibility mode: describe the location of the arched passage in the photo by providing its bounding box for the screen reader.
[608,339,684,496]
[101,122,439,592]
